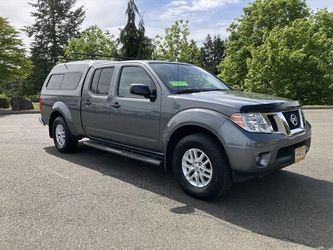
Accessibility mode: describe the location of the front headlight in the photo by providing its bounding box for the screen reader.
[230,113,272,133]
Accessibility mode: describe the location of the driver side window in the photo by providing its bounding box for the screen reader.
[118,66,153,98]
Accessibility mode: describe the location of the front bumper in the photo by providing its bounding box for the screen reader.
[220,119,312,174]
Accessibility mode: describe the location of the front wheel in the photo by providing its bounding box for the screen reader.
[172,133,232,200]
[52,116,78,153]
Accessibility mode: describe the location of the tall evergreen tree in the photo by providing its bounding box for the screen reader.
[119,0,152,59]
[24,0,85,94]
[201,34,225,75]
[212,36,225,73]
[201,34,214,71]
[137,17,154,59]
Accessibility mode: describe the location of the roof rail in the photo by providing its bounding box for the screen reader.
[60,53,137,63]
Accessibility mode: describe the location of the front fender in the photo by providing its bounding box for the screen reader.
[162,108,229,152]
[51,102,79,137]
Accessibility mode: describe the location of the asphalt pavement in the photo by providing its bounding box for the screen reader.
[0,110,332,249]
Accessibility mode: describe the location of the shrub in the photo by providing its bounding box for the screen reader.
[0,94,10,109]
[10,96,33,111]
[27,94,40,102]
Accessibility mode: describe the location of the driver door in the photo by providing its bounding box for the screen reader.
[108,65,161,151]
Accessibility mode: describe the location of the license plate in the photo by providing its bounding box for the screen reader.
[295,146,307,163]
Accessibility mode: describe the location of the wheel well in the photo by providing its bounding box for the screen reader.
[165,125,228,172]
[48,111,63,138]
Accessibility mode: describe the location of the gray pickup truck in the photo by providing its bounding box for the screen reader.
[39,60,311,200]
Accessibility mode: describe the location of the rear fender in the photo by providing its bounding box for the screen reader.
[50,102,79,137]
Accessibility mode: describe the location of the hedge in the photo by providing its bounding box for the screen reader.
[27,94,40,102]
[0,94,10,109]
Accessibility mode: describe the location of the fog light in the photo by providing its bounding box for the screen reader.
[256,152,271,168]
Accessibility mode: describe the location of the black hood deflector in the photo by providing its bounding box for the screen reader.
[240,101,300,113]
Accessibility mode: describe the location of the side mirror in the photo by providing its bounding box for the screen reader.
[130,84,155,99]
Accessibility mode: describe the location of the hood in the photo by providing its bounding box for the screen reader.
[170,90,300,114]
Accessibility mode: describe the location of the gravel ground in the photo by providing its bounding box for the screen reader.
[0,110,332,249]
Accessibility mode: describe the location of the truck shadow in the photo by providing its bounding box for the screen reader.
[44,144,333,249]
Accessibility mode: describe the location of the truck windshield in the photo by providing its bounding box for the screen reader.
[150,63,230,93]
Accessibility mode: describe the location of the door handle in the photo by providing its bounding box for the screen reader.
[84,100,91,105]
[111,102,121,109]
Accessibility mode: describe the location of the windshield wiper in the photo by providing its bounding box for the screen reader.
[173,89,203,94]
[174,88,226,94]
[199,88,227,92]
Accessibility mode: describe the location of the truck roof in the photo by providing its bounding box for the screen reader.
[59,60,190,68]
[48,60,192,77]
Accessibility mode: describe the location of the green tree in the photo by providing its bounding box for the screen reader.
[154,20,199,64]
[245,9,333,104]
[0,17,31,95]
[64,25,118,60]
[218,0,309,89]
[201,34,225,74]
[24,0,85,94]
[136,18,154,59]
[119,0,152,59]
[188,39,201,65]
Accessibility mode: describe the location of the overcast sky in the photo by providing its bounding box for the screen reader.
[1,0,332,50]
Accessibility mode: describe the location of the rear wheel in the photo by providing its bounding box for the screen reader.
[52,116,78,153]
[173,133,232,200]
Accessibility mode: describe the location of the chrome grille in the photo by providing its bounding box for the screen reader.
[283,110,301,130]
[262,109,304,136]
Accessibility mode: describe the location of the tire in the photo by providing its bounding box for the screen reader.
[52,116,78,153]
[172,133,232,200]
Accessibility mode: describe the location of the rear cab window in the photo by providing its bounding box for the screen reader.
[90,67,114,95]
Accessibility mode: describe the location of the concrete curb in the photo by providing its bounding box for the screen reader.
[0,109,40,115]
[302,106,333,110]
